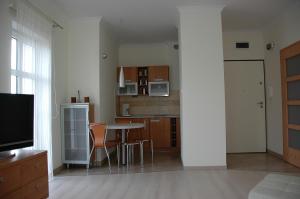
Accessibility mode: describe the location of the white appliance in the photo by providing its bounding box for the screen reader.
[148,81,169,96]
[122,103,130,116]
[117,82,138,96]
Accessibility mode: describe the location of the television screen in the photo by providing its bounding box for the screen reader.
[0,93,34,152]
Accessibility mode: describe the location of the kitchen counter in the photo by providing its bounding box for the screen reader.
[115,114,180,119]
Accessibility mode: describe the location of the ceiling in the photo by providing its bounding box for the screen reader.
[54,0,297,43]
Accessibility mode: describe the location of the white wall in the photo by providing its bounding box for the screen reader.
[0,0,11,93]
[263,3,300,155]
[99,20,118,124]
[67,18,101,122]
[178,5,226,167]
[223,31,264,60]
[51,27,68,170]
[118,42,180,90]
[95,19,119,161]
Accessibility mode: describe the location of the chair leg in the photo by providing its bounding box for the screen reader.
[151,140,154,163]
[89,145,95,167]
[95,148,98,166]
[131,145,134,164]
[104,146,111,173]
[126,144,129,169]
[140,142,144,166]
[117,144,120,168]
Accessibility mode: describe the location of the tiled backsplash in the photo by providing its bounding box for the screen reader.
[118,90,180,115]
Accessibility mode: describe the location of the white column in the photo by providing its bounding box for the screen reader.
[178,5,226,167]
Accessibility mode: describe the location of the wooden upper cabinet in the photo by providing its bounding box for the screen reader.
[117,67,138,82]
[148,65,169,81]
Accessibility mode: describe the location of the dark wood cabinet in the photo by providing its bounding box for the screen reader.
[148,65,169,82]
[115,117,180,152]
[150,117,171,150]
[117,66,138,82]
[0,150,48,199]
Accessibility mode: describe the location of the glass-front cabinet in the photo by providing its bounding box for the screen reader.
[61,103,93,169]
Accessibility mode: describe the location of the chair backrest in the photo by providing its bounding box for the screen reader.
[90,123,106,148]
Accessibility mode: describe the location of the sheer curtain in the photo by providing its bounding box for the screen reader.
[14,0,53,177]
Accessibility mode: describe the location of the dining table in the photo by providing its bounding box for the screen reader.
[106,123,145,165]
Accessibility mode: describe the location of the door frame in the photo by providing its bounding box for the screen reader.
[224,59,268,152]
[280,40,300,166]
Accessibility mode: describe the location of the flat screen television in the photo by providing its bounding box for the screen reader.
[0,93,34,152]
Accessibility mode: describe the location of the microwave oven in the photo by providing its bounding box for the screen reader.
[148,81,169,96]
[117,82,138,96]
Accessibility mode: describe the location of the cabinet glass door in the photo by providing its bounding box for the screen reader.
[63,107,88,162]
[148,82,169,96]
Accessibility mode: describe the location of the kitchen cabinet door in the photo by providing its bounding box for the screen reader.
[117,67,138,82]
[150,117,171,150]
[148,65,169,82]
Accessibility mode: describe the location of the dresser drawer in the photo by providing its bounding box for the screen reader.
[22,176,48,199]
[0,165,21,197]
[21,154,47,185]
[1,188,22,199]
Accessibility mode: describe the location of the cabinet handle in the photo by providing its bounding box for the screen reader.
[150,119,160,122]
[154,78,163,81]
[0,176,4,183]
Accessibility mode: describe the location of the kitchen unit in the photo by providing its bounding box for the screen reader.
[115,116,180,152]
[116,65,169,96]
[116,65,180,153]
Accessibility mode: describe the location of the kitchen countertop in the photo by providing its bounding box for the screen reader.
[115,114,180,118]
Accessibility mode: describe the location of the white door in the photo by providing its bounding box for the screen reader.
[224,61,266,153]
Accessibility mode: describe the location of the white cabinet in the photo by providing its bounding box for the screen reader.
[61,103,94,168]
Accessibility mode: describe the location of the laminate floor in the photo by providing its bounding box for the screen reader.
[227,153,300,172]
[50,153,300,199]
[56,152,182,176]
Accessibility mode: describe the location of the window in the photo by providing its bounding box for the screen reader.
[11,0,53,177]
[11,37,35,95]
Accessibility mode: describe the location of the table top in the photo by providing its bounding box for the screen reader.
[106,123,145,130]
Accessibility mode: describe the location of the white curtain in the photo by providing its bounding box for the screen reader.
[14,0,53,177]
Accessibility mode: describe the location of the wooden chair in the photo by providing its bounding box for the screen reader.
[89,123,120,172]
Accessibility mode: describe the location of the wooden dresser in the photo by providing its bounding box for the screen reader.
[0,150,48,199]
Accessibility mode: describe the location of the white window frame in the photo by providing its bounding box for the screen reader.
[11,30,36,94]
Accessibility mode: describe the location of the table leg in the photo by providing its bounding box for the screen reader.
[121,129,126,165]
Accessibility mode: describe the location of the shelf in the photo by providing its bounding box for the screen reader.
[286,75,300,82]
[288,124,300,131]
[287,100,300,105]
